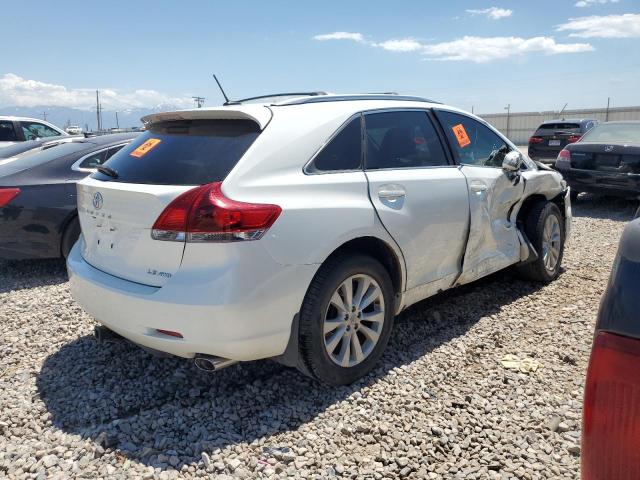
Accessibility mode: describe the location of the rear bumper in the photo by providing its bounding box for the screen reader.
[67,240,319,361]
[563,169,640,197]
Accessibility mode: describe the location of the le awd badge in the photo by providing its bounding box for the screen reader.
[452,124,471,148]
[130,138,161,158]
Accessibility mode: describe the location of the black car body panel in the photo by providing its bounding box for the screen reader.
[596,218,640,339]
[0,133,138,259]
[0,136,84,160]
[529,118,597,163]
[562,143,640,197]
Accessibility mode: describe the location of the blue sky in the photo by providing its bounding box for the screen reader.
[0,0,638,114]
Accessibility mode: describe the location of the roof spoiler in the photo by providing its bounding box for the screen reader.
[141,106,273,130]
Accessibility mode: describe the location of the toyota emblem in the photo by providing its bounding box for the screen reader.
[604,145,614,152]
[92,192,103,210]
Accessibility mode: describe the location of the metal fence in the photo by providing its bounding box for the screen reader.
[479,106,640,145]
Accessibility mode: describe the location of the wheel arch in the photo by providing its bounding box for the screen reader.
[274,235,405,370]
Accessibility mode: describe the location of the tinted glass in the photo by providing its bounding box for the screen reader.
[20,121,61,139]
[580,123,640,143]
[0,142,88,177]
[0,121,17,141]
[92,120,260,185]
[78,149,107,169]
[308,117,362,172]
[365,111,448,169]
[437,111,509,167]
[538,123,581,131]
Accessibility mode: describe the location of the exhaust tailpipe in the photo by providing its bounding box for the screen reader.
[94,325,124,342]
[194,354,237,372]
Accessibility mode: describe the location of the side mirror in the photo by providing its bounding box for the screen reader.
[502,150,523,172]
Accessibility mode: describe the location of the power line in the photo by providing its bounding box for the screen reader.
[192,96,205,108]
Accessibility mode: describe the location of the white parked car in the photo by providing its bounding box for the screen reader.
[0,116,68,148]
[65,125,83,135]
[67,94,571,385]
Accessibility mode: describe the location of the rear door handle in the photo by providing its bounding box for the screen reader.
[378,185,406,200]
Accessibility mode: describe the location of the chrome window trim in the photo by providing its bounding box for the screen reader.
[70,143,128,173]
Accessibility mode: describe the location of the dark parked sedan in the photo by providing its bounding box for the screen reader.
[0,133,138,259]
[582,216,640,480]
[528,118,598,164]
[555,121,640,201]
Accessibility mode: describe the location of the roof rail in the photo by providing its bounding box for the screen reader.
[274,94,440,106]
[225,91,328,105]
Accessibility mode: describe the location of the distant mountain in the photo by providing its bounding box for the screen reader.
[0,105,186,131]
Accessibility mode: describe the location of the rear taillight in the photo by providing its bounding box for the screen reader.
[582,332,640,480]
[0,188,20,207]
[529,136,544,144]
[555,149,571,170]
[151,182,281,242]
[567,135,581,143]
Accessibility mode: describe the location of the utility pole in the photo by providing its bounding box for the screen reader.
[192,96,205,108]
[96,90,102,132]
[42,111,48,121]
[471,106,474,114]
[605,97,610,122]
[115,111,119,129]
[504,104,511,140]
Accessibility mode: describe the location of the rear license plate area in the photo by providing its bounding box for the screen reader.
[595,154,620,168]
[549,139,561,146]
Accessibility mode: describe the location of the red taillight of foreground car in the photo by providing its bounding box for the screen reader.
[151,182,281,242]
[582,332,640,480]
[529,136,544,144]
[567,135,581,143]
[0,188,20,207]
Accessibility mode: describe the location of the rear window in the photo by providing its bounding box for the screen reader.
[580,123,640,143]
[92,120,260,185]
[537,123,580,131]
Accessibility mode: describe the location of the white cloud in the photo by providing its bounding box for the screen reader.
[313,32,366,43]
[0,73,194,110]
[557,13,640,38]
[313,32,593,63]
[575,0,619,8]
[375,39,423,52]
[466,7,513,20]
[421,36,593,62]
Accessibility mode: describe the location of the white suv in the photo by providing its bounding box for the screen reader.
[67,93,571,385]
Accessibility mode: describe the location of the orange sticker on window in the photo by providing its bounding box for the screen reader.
[130,138,161,158]
[452,124,471,148]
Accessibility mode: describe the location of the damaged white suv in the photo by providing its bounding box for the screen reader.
[67,93,571,385]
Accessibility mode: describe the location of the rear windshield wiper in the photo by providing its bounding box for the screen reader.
[97,165,119,179]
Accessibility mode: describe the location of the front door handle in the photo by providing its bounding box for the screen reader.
[378,185,406,200]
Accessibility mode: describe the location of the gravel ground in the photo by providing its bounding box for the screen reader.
[0,196,636,480]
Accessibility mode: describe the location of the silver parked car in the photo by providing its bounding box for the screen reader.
[68,93,571,385]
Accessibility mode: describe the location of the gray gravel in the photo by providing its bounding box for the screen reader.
[0,195,636,479]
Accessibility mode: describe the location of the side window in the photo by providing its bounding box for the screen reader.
[0,121,17,141]
[78,149,107,169]
[364,111,448,170]
[307,117,362,173]
[436,111,510,167]
[20,121,61,140]
[105,144,125,161]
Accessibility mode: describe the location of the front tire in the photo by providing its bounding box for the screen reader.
[298,254,395,386]
[518,202,564,283]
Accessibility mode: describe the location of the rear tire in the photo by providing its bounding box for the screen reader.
[298,254,395,386]
[61,216,81,259]
[517,202,564,283]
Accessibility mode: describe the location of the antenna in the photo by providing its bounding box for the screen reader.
[559,102,568,119]
[213,74,231,104]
